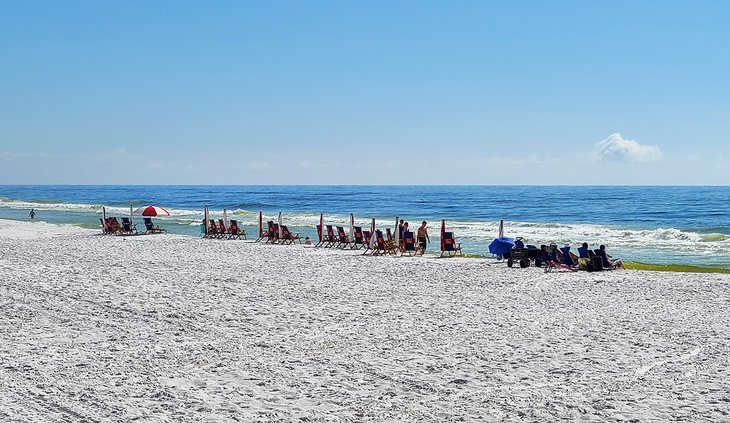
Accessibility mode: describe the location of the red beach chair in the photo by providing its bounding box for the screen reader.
[440,232,463,257]
[401,231,418,256]
[352,226,365,250]
[280,225,300,244]
[228,220,247,240]
[336,226,353,249]
[362,230,373,255]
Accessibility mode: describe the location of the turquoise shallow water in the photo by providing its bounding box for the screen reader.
[1,185,729,268]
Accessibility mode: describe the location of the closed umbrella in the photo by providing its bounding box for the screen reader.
[369,218,377,249]
[204,205,209,236]
[223,208,229,227]
[258,211,263,240]
[349,213,355,240]
[278,212,283,239]
[440,219,446,252]
[318,213,324,243]
[394,216,400,251]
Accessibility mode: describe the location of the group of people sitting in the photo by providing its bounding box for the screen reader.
[100,217,166,235]
[542,241,624,270]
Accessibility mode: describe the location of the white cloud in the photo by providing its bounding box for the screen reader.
[593,133,661,163]
[247,161,271,171]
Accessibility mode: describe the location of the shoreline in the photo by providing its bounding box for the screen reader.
[2,218,729,274]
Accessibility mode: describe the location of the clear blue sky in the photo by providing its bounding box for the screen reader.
[1,1,728,184]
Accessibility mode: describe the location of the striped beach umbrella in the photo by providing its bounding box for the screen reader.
[133,205,170,217]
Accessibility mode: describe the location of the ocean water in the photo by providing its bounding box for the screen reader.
[1,185,729,269]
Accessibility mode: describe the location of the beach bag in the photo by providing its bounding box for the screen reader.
[590,256,603,272]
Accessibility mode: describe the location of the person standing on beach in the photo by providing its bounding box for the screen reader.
[417,221,429,253]
[29,209,36,219]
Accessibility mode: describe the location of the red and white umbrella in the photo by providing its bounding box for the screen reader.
[133,205,170,217]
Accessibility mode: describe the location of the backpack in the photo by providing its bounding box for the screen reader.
[589,255,603,272]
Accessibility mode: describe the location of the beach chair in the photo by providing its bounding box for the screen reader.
[206,219,222,238]
[440,232,463,257]
[371,230,386,255]
[543,245,576,273]
[266,221,279,244]
[352,226,365,249]
[383,229,398,255]
[109,217,123,235]
[100,218,113,235]
[320,225,336,248]
[560,245,576,267]
[121,217,138,235]
[218,219,231,238]
[577,245,594,259]
[595,248,623,270]
[336,226,353,249]
[401,231,418,256]
[228,220,247,240]
[280,225,300,244]
[143,217,166,234]
[361,230,373,255]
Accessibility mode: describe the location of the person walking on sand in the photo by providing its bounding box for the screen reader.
[29,209,36,219]
[417,221,429,253]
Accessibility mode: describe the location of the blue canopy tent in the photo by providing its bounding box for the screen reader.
[489,236,515,258]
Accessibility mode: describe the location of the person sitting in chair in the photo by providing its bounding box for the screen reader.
[577,242,594,258]
[558,243,578,267]
[597,245,624,269]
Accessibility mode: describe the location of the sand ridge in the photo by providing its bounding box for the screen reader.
[1,219,729,421]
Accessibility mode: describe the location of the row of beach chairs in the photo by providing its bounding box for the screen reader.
[203,219,248,240]
[313,224,462,257]
[202,218,463,258]
[100,217,165,235]
[255,221,301,244]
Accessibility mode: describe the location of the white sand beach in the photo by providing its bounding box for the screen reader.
[1,218,729,422]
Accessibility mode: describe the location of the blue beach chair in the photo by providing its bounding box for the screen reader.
[560,244,575,267]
